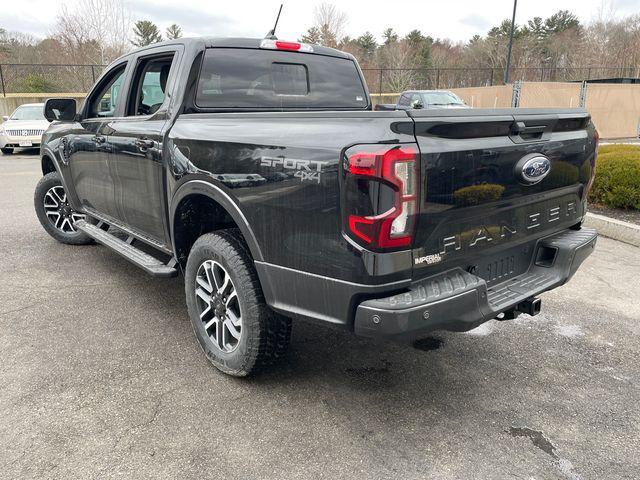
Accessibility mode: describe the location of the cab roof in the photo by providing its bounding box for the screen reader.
[116,37,353,62]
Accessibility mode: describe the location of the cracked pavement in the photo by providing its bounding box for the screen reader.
[1,153,639,479]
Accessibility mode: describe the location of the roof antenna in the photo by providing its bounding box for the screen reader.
[265,4,283,39]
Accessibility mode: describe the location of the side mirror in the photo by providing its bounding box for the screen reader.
[411,100,424,110]
[1,115,7,122]
[44,98,77,122]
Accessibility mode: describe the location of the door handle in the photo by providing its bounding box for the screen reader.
[92,135,106,144]
[135,138,155,150]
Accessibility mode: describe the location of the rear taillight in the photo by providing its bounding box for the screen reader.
[585,128,599,195]
[343,145,419,250]
[260,39,314,53]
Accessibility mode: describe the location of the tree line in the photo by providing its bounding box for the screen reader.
[301,4,640,89]
[0,0,182,67]
[0,1,638,93]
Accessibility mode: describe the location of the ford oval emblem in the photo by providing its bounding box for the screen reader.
[515,154,551,185]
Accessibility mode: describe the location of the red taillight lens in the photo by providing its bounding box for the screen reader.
[344,145,418,250]
[260,39,314,53]
[585,128,599,196]
[275,41,301,51]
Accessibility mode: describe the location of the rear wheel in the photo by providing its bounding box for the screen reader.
[185,229,291,376]
[34,172,92,245]
[1,147,13,155]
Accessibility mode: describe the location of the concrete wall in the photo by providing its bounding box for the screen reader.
[4,83,640,139]
[373,82,640,139]
[584,83,640,139]
[0,93,86,118]
[447,85,513,109]
[451,82,640,139]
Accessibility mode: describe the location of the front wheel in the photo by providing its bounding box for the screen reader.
[185,230,291,377]
[34,172,92,245]
[1,147,13,155]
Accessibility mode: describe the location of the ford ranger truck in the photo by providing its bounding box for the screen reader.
[35,37,598,376]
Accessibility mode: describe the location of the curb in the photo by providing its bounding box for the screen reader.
[584,212,640,247]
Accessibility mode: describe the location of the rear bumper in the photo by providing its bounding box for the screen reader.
[354,228,597,341]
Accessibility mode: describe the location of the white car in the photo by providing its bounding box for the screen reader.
[0,103,50,154]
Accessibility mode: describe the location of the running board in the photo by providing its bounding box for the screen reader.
[76,220,178,278]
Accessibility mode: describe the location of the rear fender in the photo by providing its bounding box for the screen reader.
[169,179,264,263]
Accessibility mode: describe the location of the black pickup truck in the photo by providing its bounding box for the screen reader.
[36,37,598,376]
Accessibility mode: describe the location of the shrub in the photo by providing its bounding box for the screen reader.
[13,73,62,93]
[453,183,505,206]
[589,145,640,210]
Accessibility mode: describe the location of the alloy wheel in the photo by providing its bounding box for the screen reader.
[195,260,242,353]
[43,186,85,233]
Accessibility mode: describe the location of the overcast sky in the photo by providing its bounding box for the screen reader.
[3,0,638,44]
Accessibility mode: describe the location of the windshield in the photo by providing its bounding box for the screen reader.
[421,92,465,106]
[10,105,45,121]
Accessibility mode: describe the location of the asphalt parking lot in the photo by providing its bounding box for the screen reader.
[1,152,639,479]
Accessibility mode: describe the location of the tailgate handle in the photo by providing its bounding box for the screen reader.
[510,121,549,143]
[511,121,545,135]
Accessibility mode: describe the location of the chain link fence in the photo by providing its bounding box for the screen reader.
[0,63,637,96]
[0,64,107,95]
[362,66,640,97]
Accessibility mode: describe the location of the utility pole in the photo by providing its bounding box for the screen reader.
[504,0,518,84]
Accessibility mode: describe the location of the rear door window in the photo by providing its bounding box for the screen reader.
[195,48,367,110]
[126,53,175,116]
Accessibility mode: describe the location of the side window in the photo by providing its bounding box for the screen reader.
[127,53,175,116]
[411,94,422,105]
[398,94,410,106]
[87,64,127,118]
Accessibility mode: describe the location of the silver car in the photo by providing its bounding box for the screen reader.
[0,103,50,154]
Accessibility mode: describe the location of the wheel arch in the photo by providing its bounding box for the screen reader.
[41,151,58,176]
[170,180,264,267]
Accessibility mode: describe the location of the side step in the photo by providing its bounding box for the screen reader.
[76,220,178,278]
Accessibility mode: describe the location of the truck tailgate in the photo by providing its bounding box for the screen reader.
[408,108,597,284]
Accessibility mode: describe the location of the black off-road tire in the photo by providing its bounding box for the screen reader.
[1,147,13,155]
[34,172,92,245]
[185,229,292,377]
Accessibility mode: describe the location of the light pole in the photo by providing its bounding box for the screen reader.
[504,0,518,84]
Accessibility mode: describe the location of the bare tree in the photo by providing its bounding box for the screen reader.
[300,3,347,48]
[53,0,132,65]
[376,40,419,92]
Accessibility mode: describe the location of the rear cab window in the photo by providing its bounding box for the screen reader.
[195,48,368,110]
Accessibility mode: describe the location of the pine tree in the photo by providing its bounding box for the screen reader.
[382,28,398,46]
[131,20,163,47]
[355,32,377,57]
[166,24,183,40]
